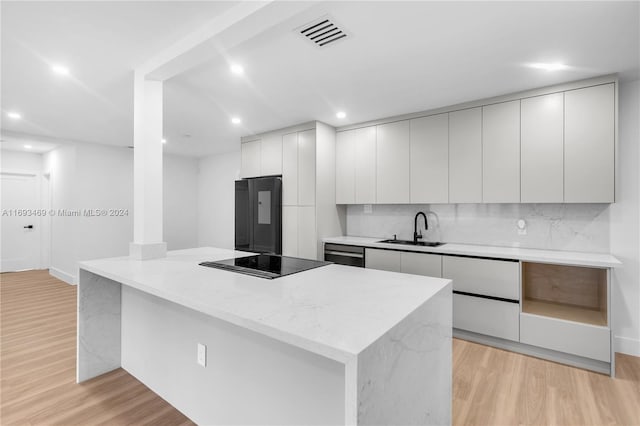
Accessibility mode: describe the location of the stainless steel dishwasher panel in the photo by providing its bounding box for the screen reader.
[324,243,365,268]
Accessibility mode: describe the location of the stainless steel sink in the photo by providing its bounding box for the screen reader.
[378,239,444,247]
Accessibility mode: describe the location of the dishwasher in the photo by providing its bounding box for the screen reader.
[324,243,365,268]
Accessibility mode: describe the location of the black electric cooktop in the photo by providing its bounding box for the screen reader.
[199,254,330,279]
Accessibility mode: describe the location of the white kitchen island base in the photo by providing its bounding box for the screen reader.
[77,248,452,425]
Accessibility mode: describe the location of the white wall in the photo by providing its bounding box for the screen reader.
[610,78,640,356]
[164,155,199,250]
[1,150,43,172]
[44,145,77,282]
[43,142,198,284]
[197,150,240,249]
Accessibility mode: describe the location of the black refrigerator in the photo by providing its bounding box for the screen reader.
[235,177,282,254]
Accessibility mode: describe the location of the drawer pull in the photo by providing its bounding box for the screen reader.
[453,290,518,304]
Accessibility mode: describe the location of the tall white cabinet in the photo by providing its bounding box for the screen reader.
[564,84,615,203]
[410,114,449,204]
[449,107,482,203]
[376,121,410,203]
[520,93,564,203]
[335,126,377,204]
[241,122,344,260]
[482,100,521,203]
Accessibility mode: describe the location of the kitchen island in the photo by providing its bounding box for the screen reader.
[77,247,452,425]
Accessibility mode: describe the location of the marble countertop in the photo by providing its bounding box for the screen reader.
[323,236,622,268]
[79,247,451,363]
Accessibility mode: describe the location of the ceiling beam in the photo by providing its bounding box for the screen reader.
[137,1,319,81]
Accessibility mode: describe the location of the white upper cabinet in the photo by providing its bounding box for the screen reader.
[260,133,282,176]
[335,129,356,204]
[482,100,521,203]
[521,93,564,203]
[282,132,298,206]
[564,84,615,203]
[297,129,316,206]
[240,140,261,178]
[410,114,449,204]
[449,107,482,203]
[355,126,377,204]
[376,121,410,203]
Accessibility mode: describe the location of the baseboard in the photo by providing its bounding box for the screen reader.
[614,335,640,357]
[453,329,611,375]
[49,267,77,285]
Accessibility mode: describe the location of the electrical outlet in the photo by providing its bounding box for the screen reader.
[363,204,373,214]
[197,343,207,367]
[517,219,527,235]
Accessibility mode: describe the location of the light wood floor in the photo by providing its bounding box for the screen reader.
[2,270,639,425]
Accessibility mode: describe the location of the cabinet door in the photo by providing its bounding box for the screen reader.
[297,206,317,260]
[365,248,401,272]
[454,294,520,341]
[442,256,519,300]
[240,140,261,178]
[282,132,298,206]
[482,100,521,203]
[335,130,356,204]
[282,206,298,256]
[298,129,316,206]
[564,84,615,203]
[449,108,482,203]
[260,133,282,176]
[355,126,377,204]
[410,114,449,204]
[400,252,442,277]
[376,121,410,203]
[521,93,564,203]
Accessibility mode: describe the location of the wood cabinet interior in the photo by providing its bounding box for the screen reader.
[521,262,607,326]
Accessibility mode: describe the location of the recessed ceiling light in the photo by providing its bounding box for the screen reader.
[52,64,70,76]
[162,138,167,144]
[336,111,346,119]
[24,144,32,149]
[7,111,22,120]
[230,64,244,75]
[528,62,568,72]
[231,117,242,125]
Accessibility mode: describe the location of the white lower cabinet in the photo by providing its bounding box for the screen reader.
[365,248,401,272]
[520,313,610,362]
[453,294,520,342]
[364,249,442,277]
[442,256,519,300]
[400,252,441,277]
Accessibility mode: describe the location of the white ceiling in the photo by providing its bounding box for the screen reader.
[2,1,639,158]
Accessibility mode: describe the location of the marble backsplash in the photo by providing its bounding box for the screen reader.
[346,203,610,253]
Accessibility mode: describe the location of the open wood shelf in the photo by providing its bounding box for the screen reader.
[522,262,608,327]
[522,298,607,326]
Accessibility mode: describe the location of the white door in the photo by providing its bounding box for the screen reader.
[1,172,41,272]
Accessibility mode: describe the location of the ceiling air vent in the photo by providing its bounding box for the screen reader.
[298,16,348,48]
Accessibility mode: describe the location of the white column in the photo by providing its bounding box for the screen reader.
[129,72,166,259]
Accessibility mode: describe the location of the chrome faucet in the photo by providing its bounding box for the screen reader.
[414,212,428,243]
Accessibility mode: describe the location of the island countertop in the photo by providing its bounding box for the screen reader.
[79,247,451,363]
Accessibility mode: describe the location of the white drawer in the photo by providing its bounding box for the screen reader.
[400,252,442,277]
[365,248,401,272]
[520,313,610,362]
[453,294,519,341]
[443,256,519,300]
